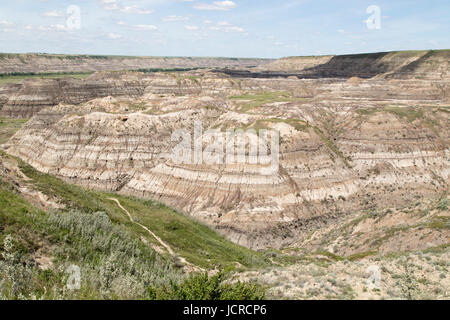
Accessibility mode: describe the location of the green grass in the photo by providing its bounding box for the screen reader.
[427,216,450,230]
[0,178,48,250]
[435,106,450,114]
[229,91,292,112]
[128,103,149,111]
[0,72,92,84]
[0,151,268,299]
[384,106,424,122]
[422,243,450,254]
[355,106,425,123]
[309,250,377,262]
[315,250,344,262]
[437,198,449,211]
[259,118,309,131]
[232,118,310,133]
[355,108,378,116]
[0,117,28,144]
[250,118,310,132]
[313,126,352,168]
[176,75,201,85]
[135,67,201,73]
[115,196,268,269]
[346,251,378,261]
[148,271,266,300]
[17,159,269,270]
[0,177,182,299]
[355,106,445,137]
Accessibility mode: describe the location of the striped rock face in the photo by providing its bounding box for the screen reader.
[3,70,449,249]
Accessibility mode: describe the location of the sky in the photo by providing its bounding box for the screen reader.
[0,0,449,58]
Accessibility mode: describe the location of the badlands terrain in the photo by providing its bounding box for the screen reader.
[0,53,270,74]
[0,50,448,299]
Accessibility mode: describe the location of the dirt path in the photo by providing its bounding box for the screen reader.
[107,197,202,272]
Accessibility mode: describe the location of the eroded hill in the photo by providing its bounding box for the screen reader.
[254,50,450,80]
[0,53,271,74]
[0,50,449,299]
[2,66,448,251]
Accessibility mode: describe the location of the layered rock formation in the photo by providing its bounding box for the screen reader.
[3,63,449,248]
[247,50,450,80]
[0,53,271,74]
[0,72,147,117]
[1,50,448,119]
[1,50,448,249]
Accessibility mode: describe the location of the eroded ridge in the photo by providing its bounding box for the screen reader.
[2,51,449,250]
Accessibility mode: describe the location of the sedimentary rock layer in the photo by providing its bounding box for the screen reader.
[4,69,449,249]
[1,50,448,118]
[0,54,271,74]
[250,50,450,80]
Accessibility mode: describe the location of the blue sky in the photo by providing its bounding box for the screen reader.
[0,0,449,58]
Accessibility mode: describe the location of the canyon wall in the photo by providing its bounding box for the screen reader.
[1,50,448,118]
[0,53,271,74]
[3,68,449,249]
[1,51,449,249]
[253,50,450,80]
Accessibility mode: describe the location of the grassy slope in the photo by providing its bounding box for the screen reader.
[0,149,268,299]
[0,176,181,299]
[18,160,268,270]
[0,179,265,300]
[0,117,267,270]
[229,91,293,112]
[0,118,28,144]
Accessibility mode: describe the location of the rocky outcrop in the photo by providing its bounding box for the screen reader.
[4,68,449,249]
[247,50,450,80]
[0,71,234,117]
[0,53,271,74]
[2,50,449,119]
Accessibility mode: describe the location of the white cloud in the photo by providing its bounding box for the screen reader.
[100,0,152,14]
[108,33,122,39]
[0,20,14,27]
[185,25,199,30]
[116,21,157,30]
[121,6,153,14]
[42,10,65,17]
[224,26,244,33]
[193,1,236,11]
[208,21,245,33]
[38,24,68,31]
[0,21,14,33]
[133,24,158,30]
[101,0,119,10]
[162,15,189,22]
